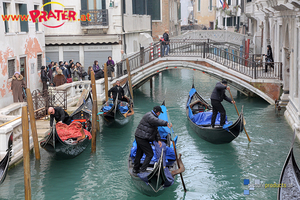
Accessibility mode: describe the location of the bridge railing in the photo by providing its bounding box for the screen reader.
[114,39,282,81]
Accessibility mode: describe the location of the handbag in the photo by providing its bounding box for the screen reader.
[82,71,88,77]
[67,78,72,83]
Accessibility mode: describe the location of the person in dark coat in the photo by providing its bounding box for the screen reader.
[162,30,170,57]
[48,107,72,128]
[133,106,172,174]
[210,80,235,128]
[93,60,104,80]
[264,45,274,72]
[59,61,69,79]
[11,72,26,102]
[41,66,48,96]
[108,80,124,101]
[106,56,115,78]
[53,69,66,87]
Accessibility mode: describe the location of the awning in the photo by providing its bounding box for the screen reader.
[45,35,119,45]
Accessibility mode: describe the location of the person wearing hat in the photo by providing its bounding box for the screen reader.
[11,71,26,102]
[210,80,235,128]
[133,106,172,174]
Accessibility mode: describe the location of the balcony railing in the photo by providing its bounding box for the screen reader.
[80,9,108,26]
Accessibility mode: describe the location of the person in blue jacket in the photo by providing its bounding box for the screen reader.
[210,80,235,128]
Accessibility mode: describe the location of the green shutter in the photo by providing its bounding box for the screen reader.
[210,0,212,10]
[102,0,106,9]
[198,0,201,11]
[81,0,87,10]
[147,0,160,20]
[178,3,181,20]
[43,0,51,13]
[19,4,28,32]
[3,3,9,33]
[34,5,39,31]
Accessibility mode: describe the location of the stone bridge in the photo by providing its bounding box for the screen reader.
[114,39,283,105]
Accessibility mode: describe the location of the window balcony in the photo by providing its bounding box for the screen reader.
[80,9,109,33]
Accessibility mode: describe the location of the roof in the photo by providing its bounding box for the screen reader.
[45,35,119,45]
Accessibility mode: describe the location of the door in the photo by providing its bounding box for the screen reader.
[210,22,214,30]
[20,57,27,85]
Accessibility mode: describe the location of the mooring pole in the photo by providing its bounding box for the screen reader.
[25,88,40,160]
[91,99,97,153]
[22,106,31,200]
[126,58,134,100]
[104,63,109,102]
[91,71,100,131]
[150,78,153,89]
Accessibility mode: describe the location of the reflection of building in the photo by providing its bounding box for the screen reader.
[244,0,300,138]
[45,0,152,70]
[193,0,216,29]
[0,0,46,108]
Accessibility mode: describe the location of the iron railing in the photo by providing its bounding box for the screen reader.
[48,88,67,110]
[114,40,282,81]
[80,9,108,26]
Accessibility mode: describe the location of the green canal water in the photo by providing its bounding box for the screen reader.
[0,69,298,200]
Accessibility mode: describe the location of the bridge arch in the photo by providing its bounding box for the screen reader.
[130,60,276,104]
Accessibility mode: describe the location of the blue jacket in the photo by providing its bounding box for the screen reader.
[210,82,232,103]
[60,65,69,79]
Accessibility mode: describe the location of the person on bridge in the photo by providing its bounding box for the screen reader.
[133,106,172,174]
[264,45,274,73]
[210,80,235,128]
[162,30,170,57]
[108,80,124,101]
[48,107,72,128]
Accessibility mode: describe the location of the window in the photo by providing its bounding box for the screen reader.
[209,0,212,10]
[8,59,15,78]
[43,0,51,14]
[228,0,231,5]
[19,4,28,32]
[147,0,161,20]
[86,0,106,10]
[133,0,146,15]
[178,3,181,20]
[3,3,9,33]
[37,54,42,71]
[123,0,126,14]
[198,0,201,11]
[34,5,39,31]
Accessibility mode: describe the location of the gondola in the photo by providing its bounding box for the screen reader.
[128,101,184,196]
[40,92,93,159]
[277,132,300,200]
[99,81,134,126]
[0,132,13,185]
[186,84,244,144]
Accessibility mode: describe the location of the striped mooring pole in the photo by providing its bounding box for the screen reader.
[151,43,154,60]
[158,44,161,58]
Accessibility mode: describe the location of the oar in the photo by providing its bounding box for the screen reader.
[166,109,187,193]
[228,89,251,142]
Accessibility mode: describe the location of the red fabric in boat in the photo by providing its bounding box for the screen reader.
[56,122,92,141]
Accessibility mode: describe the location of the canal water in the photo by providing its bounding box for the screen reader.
[0,69,298,200]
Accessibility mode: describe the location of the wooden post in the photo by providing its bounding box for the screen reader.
[91,100,97,153]
[150,78,153,89]
[126,58,134,100]
[104,63,109,102]
[90,71,100,131]
[22,106,31,200]
[26,88,40,160]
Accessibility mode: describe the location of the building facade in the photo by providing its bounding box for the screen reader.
[244,0,300,137]
[45,0,152,71]
[0,0,46,108]
[194,0,216,29]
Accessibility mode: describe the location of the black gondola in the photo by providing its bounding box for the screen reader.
[40,92,93,160]
[186,85,244,144]
[128,102,184,196]
[100,81,134,126]
[0,132,13,185]
[278,132,300,200]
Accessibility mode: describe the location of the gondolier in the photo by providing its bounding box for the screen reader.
[133,106,172,174]
[210,80,235,128]
[108,80,124,101]
[48,107,72,128]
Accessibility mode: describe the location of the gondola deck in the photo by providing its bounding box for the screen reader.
[40,92,93,160]
[186,85,244,144]
[0,132,13,185]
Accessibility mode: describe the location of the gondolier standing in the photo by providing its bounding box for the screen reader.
[133,106,172,174]
[210,81,235,128]
[108,80,124,101]
[48,107,72,128]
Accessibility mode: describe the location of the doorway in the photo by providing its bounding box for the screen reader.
[20,57,27,85]
[210,22,214,30]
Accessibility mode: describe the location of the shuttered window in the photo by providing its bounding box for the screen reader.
[198,0,201,11]
[209,0,212,10]
[8,59,15,78]
[37,54,42,71]
[34,5,39,31]
[3,3,9,33]
[43,0,51,14]
[19,4,28,32]
[147,0,160,20]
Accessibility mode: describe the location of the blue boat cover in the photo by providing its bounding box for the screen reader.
[187,88,197,107]
[102,103,114,112]
[118,104,128,114]
[191,111,228,126]
[157,105,173,139]
[137,142,174,187]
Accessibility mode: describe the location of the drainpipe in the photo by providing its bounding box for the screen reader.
[121,0,126,53]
